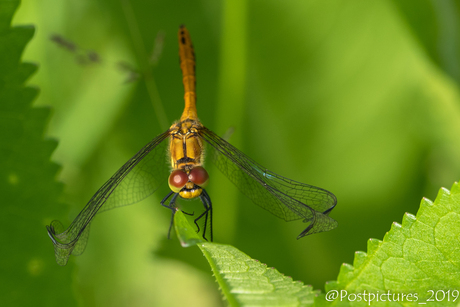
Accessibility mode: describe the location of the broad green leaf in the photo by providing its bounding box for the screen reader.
[321,181,460,306]
[0,1,76,305]
[175,210,318,307]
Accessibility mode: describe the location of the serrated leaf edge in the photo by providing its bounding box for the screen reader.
[327,181,459,294]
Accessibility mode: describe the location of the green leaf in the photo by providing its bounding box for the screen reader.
[321,181,460,306]
[0,1,76,306]
[174,209,206,247]
[175,180,460,306]
[174,210,318,307]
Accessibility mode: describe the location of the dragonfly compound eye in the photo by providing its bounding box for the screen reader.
[168,169,188,193]
[189,166,209,188]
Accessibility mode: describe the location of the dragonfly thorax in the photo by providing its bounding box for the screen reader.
[169,119,204,170]
[168,119,208,199]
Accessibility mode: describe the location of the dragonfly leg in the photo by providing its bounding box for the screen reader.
[196,189,213,242]
[160,191,179,239]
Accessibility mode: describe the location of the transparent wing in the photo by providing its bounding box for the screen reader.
[47,130,170,265]
[199,127,337,238]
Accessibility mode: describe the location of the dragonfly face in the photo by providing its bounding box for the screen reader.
[47,25,338,266]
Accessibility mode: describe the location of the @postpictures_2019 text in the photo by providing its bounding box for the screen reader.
[325,289,459,305]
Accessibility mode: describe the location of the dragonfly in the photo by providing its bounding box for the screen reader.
[47,25,338,266]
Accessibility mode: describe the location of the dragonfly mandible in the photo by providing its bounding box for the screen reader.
[47,25,338,266]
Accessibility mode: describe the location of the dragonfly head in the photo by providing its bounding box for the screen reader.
[168,166,209,198]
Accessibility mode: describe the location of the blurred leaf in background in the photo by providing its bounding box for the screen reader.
[6,0,460,306]
[238,0,460,287]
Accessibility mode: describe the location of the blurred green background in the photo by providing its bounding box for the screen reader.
[7,0,460,306]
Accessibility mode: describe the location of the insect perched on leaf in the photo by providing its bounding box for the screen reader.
[47,25,338,266]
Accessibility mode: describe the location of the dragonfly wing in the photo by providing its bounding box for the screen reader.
[47,130,170,265]
[100,135,170,212]
[199,127,337,238]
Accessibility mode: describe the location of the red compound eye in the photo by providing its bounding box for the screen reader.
[168,170,188,193]
[189,166,209,188]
